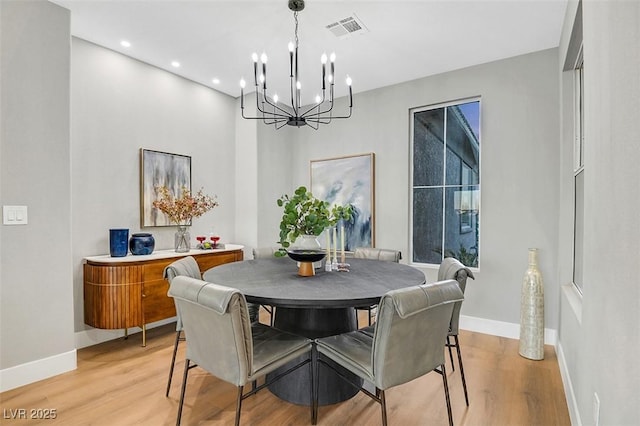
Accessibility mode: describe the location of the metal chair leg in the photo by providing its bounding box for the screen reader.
[234,386,244,426]
[379,389,387,426]
[454,334,469,406]
[311,344,319,424]
[368,307,372,326]
[166,330,183,397]
[440,363,454,426]
[446,334,455,372]
[309,348,316,424]
[176,358,191,426]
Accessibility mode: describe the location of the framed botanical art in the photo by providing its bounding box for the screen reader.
[140,149,191,227]
[310,153,375,251]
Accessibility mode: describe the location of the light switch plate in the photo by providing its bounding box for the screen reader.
[3,205,28,225]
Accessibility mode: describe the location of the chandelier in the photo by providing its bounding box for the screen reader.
[239,0,353,130]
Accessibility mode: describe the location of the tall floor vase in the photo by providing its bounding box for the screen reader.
[519,248,544,360]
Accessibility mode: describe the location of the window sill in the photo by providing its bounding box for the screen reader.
[562,283,582,325]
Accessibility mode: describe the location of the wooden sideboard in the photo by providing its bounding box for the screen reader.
[83,245,244,346]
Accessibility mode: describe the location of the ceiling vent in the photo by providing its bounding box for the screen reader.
[326,14,368,38]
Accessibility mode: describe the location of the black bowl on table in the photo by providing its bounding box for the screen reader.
[286,250,326,276]
[286,249,327,263]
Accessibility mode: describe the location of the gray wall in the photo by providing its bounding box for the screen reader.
[233,99,294,256]
[70,38,237,334]
[0,0,75,379]
[266,49,561,330]
[256,123,294,249]
[557,1,640,425]
[234,99,259,259]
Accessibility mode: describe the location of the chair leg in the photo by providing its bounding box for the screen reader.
[166,330,182,397]
[311,344,319,424]
[446,335,455,372]
[234,386,244,426]
[310,347,317,425]
[367,307,372,326]
[379,389,387,426]
[454,334,469,406]
[176,358,191,426]
[440,363,454,426]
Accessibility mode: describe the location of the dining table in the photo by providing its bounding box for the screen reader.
[203,255,426,406]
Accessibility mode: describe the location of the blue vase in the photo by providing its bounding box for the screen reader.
[129,233,155,255]
[109,228,129,257]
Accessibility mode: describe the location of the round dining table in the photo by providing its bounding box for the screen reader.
[203,256,426,406]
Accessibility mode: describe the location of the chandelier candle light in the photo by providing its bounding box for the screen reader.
[239,0,353,130]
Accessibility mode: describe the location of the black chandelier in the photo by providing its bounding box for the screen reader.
[239,0,353,130]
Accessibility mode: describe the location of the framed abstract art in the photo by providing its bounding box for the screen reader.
[140,149,191,227]
[310,153,375,251]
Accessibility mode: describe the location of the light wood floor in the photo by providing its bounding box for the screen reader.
[1,311,570,425]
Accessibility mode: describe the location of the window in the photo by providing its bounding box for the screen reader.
[573,51,585,293]
[410,99,480,268]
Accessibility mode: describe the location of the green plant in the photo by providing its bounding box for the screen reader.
[276,186,352,255]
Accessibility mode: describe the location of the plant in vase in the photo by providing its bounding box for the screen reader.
[275,186,352,258]
[152,186,218,252]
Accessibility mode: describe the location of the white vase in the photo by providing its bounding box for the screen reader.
[293,234,322,251]
[519,248,545,360]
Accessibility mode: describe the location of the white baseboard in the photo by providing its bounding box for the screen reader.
[0,350,77,393]
[0,319,178,393]
[556,342,582,426]
[75,317,177,349]
[460,314,557,346]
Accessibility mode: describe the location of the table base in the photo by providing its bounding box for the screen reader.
[266,307,362,406]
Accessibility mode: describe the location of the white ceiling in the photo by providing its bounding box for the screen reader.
[50,0,568,101]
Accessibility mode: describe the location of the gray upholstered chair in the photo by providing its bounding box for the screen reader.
[163,256,203,397]
[353,247,402,326]
[251,247,280,325]
[163,256,261,397]
[353,247,402,262]
[438,257,475,406]
[168,276,314,426]
[252,246,280,258]
[314,280,464,426]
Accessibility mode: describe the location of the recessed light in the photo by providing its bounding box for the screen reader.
[171,61,181,68]
[212,78,220,84]
[120,40,131,48]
